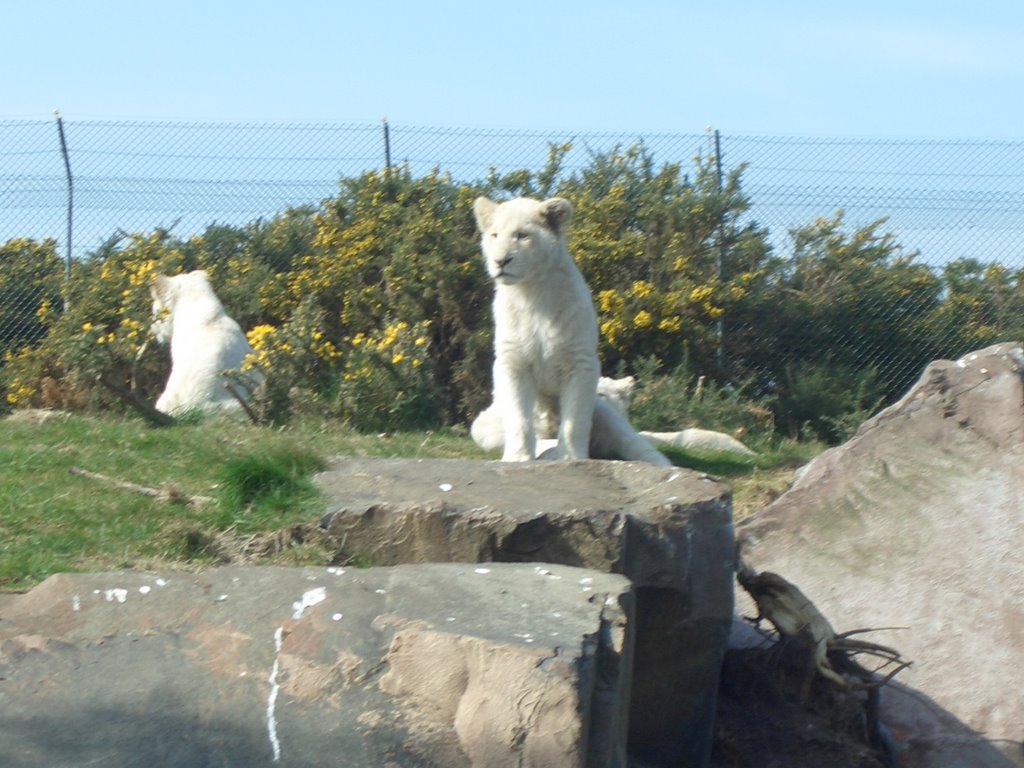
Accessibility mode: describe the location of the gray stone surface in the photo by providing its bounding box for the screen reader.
[0,563,632,768]
[738,343,1024,768]
[315,457,736,767]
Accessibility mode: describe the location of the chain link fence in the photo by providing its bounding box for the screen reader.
[3,118,1024,411]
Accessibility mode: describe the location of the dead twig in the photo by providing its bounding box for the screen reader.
[736,555,912,690]
[130,338,152,395]
[736,553,911,766]
[96,373,176,428]
[224,381,260,425]
[69,466,213,507]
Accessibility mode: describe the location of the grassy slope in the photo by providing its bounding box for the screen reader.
[0,413,818,590]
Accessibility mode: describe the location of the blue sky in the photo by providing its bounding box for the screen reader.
[4,0,1024,138]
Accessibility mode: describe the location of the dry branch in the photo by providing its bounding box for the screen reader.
[224,381,260,425]
[96,373,176,427]
[737,554,912,689]
[69,466,213,507]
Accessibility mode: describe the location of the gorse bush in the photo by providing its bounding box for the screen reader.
[3,143,1020,443]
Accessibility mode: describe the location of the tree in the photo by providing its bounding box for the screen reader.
[730,212,943,439]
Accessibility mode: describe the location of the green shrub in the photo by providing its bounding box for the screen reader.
[771,359,885,444]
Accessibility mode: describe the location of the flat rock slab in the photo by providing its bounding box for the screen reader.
[316,457,732,597]
[738,343,1024,767]
[0,564,632,768]
[315,457,735,767]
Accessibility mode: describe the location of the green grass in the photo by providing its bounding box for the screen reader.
[215,449,325,527]
[0,412,820,590]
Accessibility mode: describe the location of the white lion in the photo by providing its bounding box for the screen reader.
[150,270,259,417]
[471,196,670,466]
[597,374,757,456]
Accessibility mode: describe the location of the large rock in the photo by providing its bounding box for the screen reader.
[0,563,632,768]
[738,343,1024,767]
[316,457,735,767]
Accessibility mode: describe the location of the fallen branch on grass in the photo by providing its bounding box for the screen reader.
[69,466,213,507]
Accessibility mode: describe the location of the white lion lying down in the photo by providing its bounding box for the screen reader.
[470,195,670,467]
[598,375,757,457]
[150,270,260,417]
[475,372,757,459]
[471,376,672,464]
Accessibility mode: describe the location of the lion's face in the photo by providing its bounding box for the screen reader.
[473,197,573,286]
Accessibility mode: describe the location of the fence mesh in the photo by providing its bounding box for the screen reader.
[3,118,1024,413]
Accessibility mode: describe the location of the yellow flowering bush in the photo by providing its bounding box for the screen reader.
[0,149,775,424]
[337,319,439,431]
[0,238,65,405]
[543,146,773,376]
[0,232,183,409]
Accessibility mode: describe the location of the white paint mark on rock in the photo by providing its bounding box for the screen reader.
[332,613,343,622]
[138,585,151,595]
[266,626,284,762]
[155,578,168,587]
[534,566,562,579]
[439,483,453,492]
[292,586,327,620]
[104,588,128,604]
[473,567,491,574]
[71,594,80,612]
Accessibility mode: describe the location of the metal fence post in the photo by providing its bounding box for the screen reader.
[713,129,725,370]
[382,117,392,174]
[54,111,74,305]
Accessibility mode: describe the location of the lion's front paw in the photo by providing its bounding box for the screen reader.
[501,448,534,462]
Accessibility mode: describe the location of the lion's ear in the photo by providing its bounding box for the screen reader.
[473,197,498,232]
[539,197,573,237]
[151,274,172,300]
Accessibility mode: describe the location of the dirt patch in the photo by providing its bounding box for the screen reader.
[712,642,890,768]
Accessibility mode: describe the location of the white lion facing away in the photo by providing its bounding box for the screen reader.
[470,195,670,467]
[150,270,260,417]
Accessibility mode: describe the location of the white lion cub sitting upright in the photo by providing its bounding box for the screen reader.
[150,270,259,417]
[471,196,670,466]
